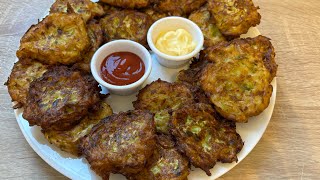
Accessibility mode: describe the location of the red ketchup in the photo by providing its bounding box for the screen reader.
[100,52,145,86]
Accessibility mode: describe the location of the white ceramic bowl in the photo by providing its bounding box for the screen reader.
[91,40,152,96]
[147,16,204,68]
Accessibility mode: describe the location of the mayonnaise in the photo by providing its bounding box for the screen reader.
[155,29,196,56]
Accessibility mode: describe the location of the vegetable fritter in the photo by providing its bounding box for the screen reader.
[79,110,156,178]
[72,19,104,73]
[188,5,226,47]
[50,0,105,22]
[6,59,47,108]
[17,13,90,65]
[130,136,190,180]
[23,66,101,131]
[100,10,152,47]
[154,0,206,16]
[200,36,277,122]
[43,99,112,156]
[170,103,243,176]
[99,0,150,9]
[133,79,195,134]
[208,0,261,37]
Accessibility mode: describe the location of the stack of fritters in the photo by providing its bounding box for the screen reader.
[132,80,244,177]
[6,0,278,179]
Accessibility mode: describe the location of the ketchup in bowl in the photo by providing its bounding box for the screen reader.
[100,52,145,86]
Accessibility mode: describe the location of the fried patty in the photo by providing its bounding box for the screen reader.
[72,19,104,73]
[208,0,261,37]
[17,13,90,65]
[43,98,112,156]
[170,103,243,176]
[130,137,190,180]
[6,59,47,108]
[133,79,195,134]
[200,36,277,122]
[23,66,101,131]
[154,0,206,16]
[50,0,105,22]
[188,5,226,47]
[100,10,152,47]
[79,110,156,178]
[99,0,150,9]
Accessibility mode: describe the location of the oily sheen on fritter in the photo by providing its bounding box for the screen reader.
[170,103,243,176]
[6,59,47,108]
[50,0,105,22]
[43,99,112,156]
[208,0,261,37]
[23,66,101,131]
[200,36,277,122]
[16,13,90,65]
[133,79,195,134]
[79,110,156,179]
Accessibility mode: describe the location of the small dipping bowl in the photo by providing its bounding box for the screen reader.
[147,16,204,68]
[91,40,152,96]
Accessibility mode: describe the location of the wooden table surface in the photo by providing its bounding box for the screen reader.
[1,0,320,179]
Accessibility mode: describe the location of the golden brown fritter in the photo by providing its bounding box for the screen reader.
[100,10,152,46]
[130,139,190,180]
[154,0,206,16]
[23,66,101,131]
[50,0,105,22]
[133,80,195,114]
[17,13,90,65]
[79,110,156,178]
[208,0,261,37]
[6,59,47,108]
[200,36,277,122]
[43,98,112,156]
[170,103,243,176]
[99,0,150,9]
[72,19,104,73]
[133,79,195,134]
[188,5,226,47]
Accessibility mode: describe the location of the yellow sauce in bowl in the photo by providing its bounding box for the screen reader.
[155,29,196,56]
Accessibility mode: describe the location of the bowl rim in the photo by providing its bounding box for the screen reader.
[90,39,152,90]
[147,16,204,61]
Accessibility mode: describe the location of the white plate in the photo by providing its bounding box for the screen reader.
[14,27,277,180]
